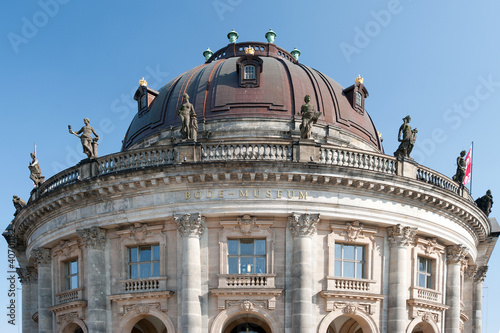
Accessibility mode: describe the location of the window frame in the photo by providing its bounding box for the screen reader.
[236,56,263,88]
[417,256,433,289]
[334,243,365,279]
[64,258,79,290]
[244,65,256,80]
[411,237,445,295]
[227,238,266,274]
[128,244,161,280]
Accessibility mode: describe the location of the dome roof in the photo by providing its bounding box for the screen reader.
[122,42,383,152]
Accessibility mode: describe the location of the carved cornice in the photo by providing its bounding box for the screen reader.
[474,266,488,282]
[77,226,106,250]
[288,213,320,238]
[32,247,51,267]
[174,213,205,238]
[446,245,468,264]
[387,224,417,247]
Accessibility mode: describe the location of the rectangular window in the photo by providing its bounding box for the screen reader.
[417,256,433,289]
[64,259,78,290]
[228,239,266,274]
[355,91,362,107]
[334,243,364,278]
[129,245,160,279]
[244,65,255,80]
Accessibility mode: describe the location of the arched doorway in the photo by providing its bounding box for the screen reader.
[318,311,379,333]
[60,320,88,333]
[328,316,363,333]
[223,314,272,333]
[410,321,435,333]
[131,316,167,333]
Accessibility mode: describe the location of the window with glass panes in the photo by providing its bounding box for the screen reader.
[64,259,78,290]
[244,65,255,80]
[355,91,362,107]
[128,245,160,279]
[228,239,266,274]
[334,243,364,278]
[417,256,433,289]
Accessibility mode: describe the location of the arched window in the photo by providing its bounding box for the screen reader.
[244,65,255,80]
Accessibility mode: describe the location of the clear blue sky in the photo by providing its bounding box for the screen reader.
[1,1,499,332]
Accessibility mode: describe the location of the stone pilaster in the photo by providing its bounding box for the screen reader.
[32,248,53,333]
[445,244,468,333]
[387,224,417,333]
[77,226,107,332]
[289,213,319,333]
[29,268,38,332]
[175,213,205,333]
[17,267,33,333]
[472,266,487,333]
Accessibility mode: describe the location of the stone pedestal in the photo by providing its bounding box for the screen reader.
[175,213,205,333]
[445,245,468,333]
[293,140,320,163]
[32,248,53,333]
[175,141,201,162]
[289,213,319,333]
[78,159,99,179]
[473,266,487,333]
[387,224,417,333]
[396,157,418,178]
[77,227,107,332]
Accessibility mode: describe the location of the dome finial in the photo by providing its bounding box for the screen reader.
[291,47,301,61]
[355,75,364,84]
[139,77,148,87]
[227,29,239,43]
[245,46,255,55]
[203,47,213,61]
[265,29,277,43]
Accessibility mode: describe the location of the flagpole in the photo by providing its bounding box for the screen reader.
[470,141,474,196]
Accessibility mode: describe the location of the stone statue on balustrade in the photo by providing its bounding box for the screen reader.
[299,95,321,139]
[178,93,198,142]
[68,118,99,159]
[29,152,45,187]
[452,150,466,187]
[394,115,417,159]
[12,195,26,214]
[475,190,493,216]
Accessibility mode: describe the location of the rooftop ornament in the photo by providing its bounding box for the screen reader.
[68,118,100,159]
[394,115,417,159]
[291,47,301,61]
[265,29,277,43]
[355,75,364,84]
[203,47,213,61]
[245,46,255,55]
[227,29,239,43]
[139,77,148,87]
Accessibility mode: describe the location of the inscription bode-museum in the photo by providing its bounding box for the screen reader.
[184,188,309,200]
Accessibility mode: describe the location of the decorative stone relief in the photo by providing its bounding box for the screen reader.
[342,221,364,242]
[130,223,148,243]
[174,213,205,238]
[236,215,257,235]
[288,213,320,238]
[446,244,468,264]
[77,226,106,250]
[418,310,439,323]
[333,302,372,315]
[32,247,51,267]
[474,266,488,282]
[58,240,73,258]
[16,267,31,284]
[465,266,478,280]
[225,300,266,311]
[122,303,161,316]
[387,224,417,247]
[56,312,79,325]
[424,238,438,255]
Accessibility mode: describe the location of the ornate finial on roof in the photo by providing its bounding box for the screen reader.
[203,47,213,61]
[291,47,301,61]
[355,75,364,84]
[265,29,277,43]
[139,77,148,87]
[245,46,255,55]
[227,29,239,43]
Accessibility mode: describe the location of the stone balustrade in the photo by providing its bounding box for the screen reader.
[121,277,167,292]
[411,286,441,303]
[55,287,84,304]
[98,147,175,175]
[218,274,275,288]
[326,276,375,292]
[202,143,292,161]
[319,147,397,175]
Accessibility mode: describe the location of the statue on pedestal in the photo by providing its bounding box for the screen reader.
[178,93,198,141]
[29,151,45,187]
[394,115,417,158]
[452,150,466,186]
[299,95,321,139]
[475,190,493,216]
[68,118,99,159]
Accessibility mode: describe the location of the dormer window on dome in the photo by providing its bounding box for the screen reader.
[343,75,369,114]
[133,78,159,118]
[236,48,263,88]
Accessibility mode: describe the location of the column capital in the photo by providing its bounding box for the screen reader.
[174,213,205,238]
[465,265,478,280]
[77,226,106,250]
[387,224,417,247]
[474,265,488,282]
[16,267,32,284]
[288,213,320,238]
[31,248,51,267]
[446,244,468,264]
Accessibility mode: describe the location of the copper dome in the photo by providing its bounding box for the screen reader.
[122,42,383,152]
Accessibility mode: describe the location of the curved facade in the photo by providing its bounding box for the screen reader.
[5,40,497,333]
